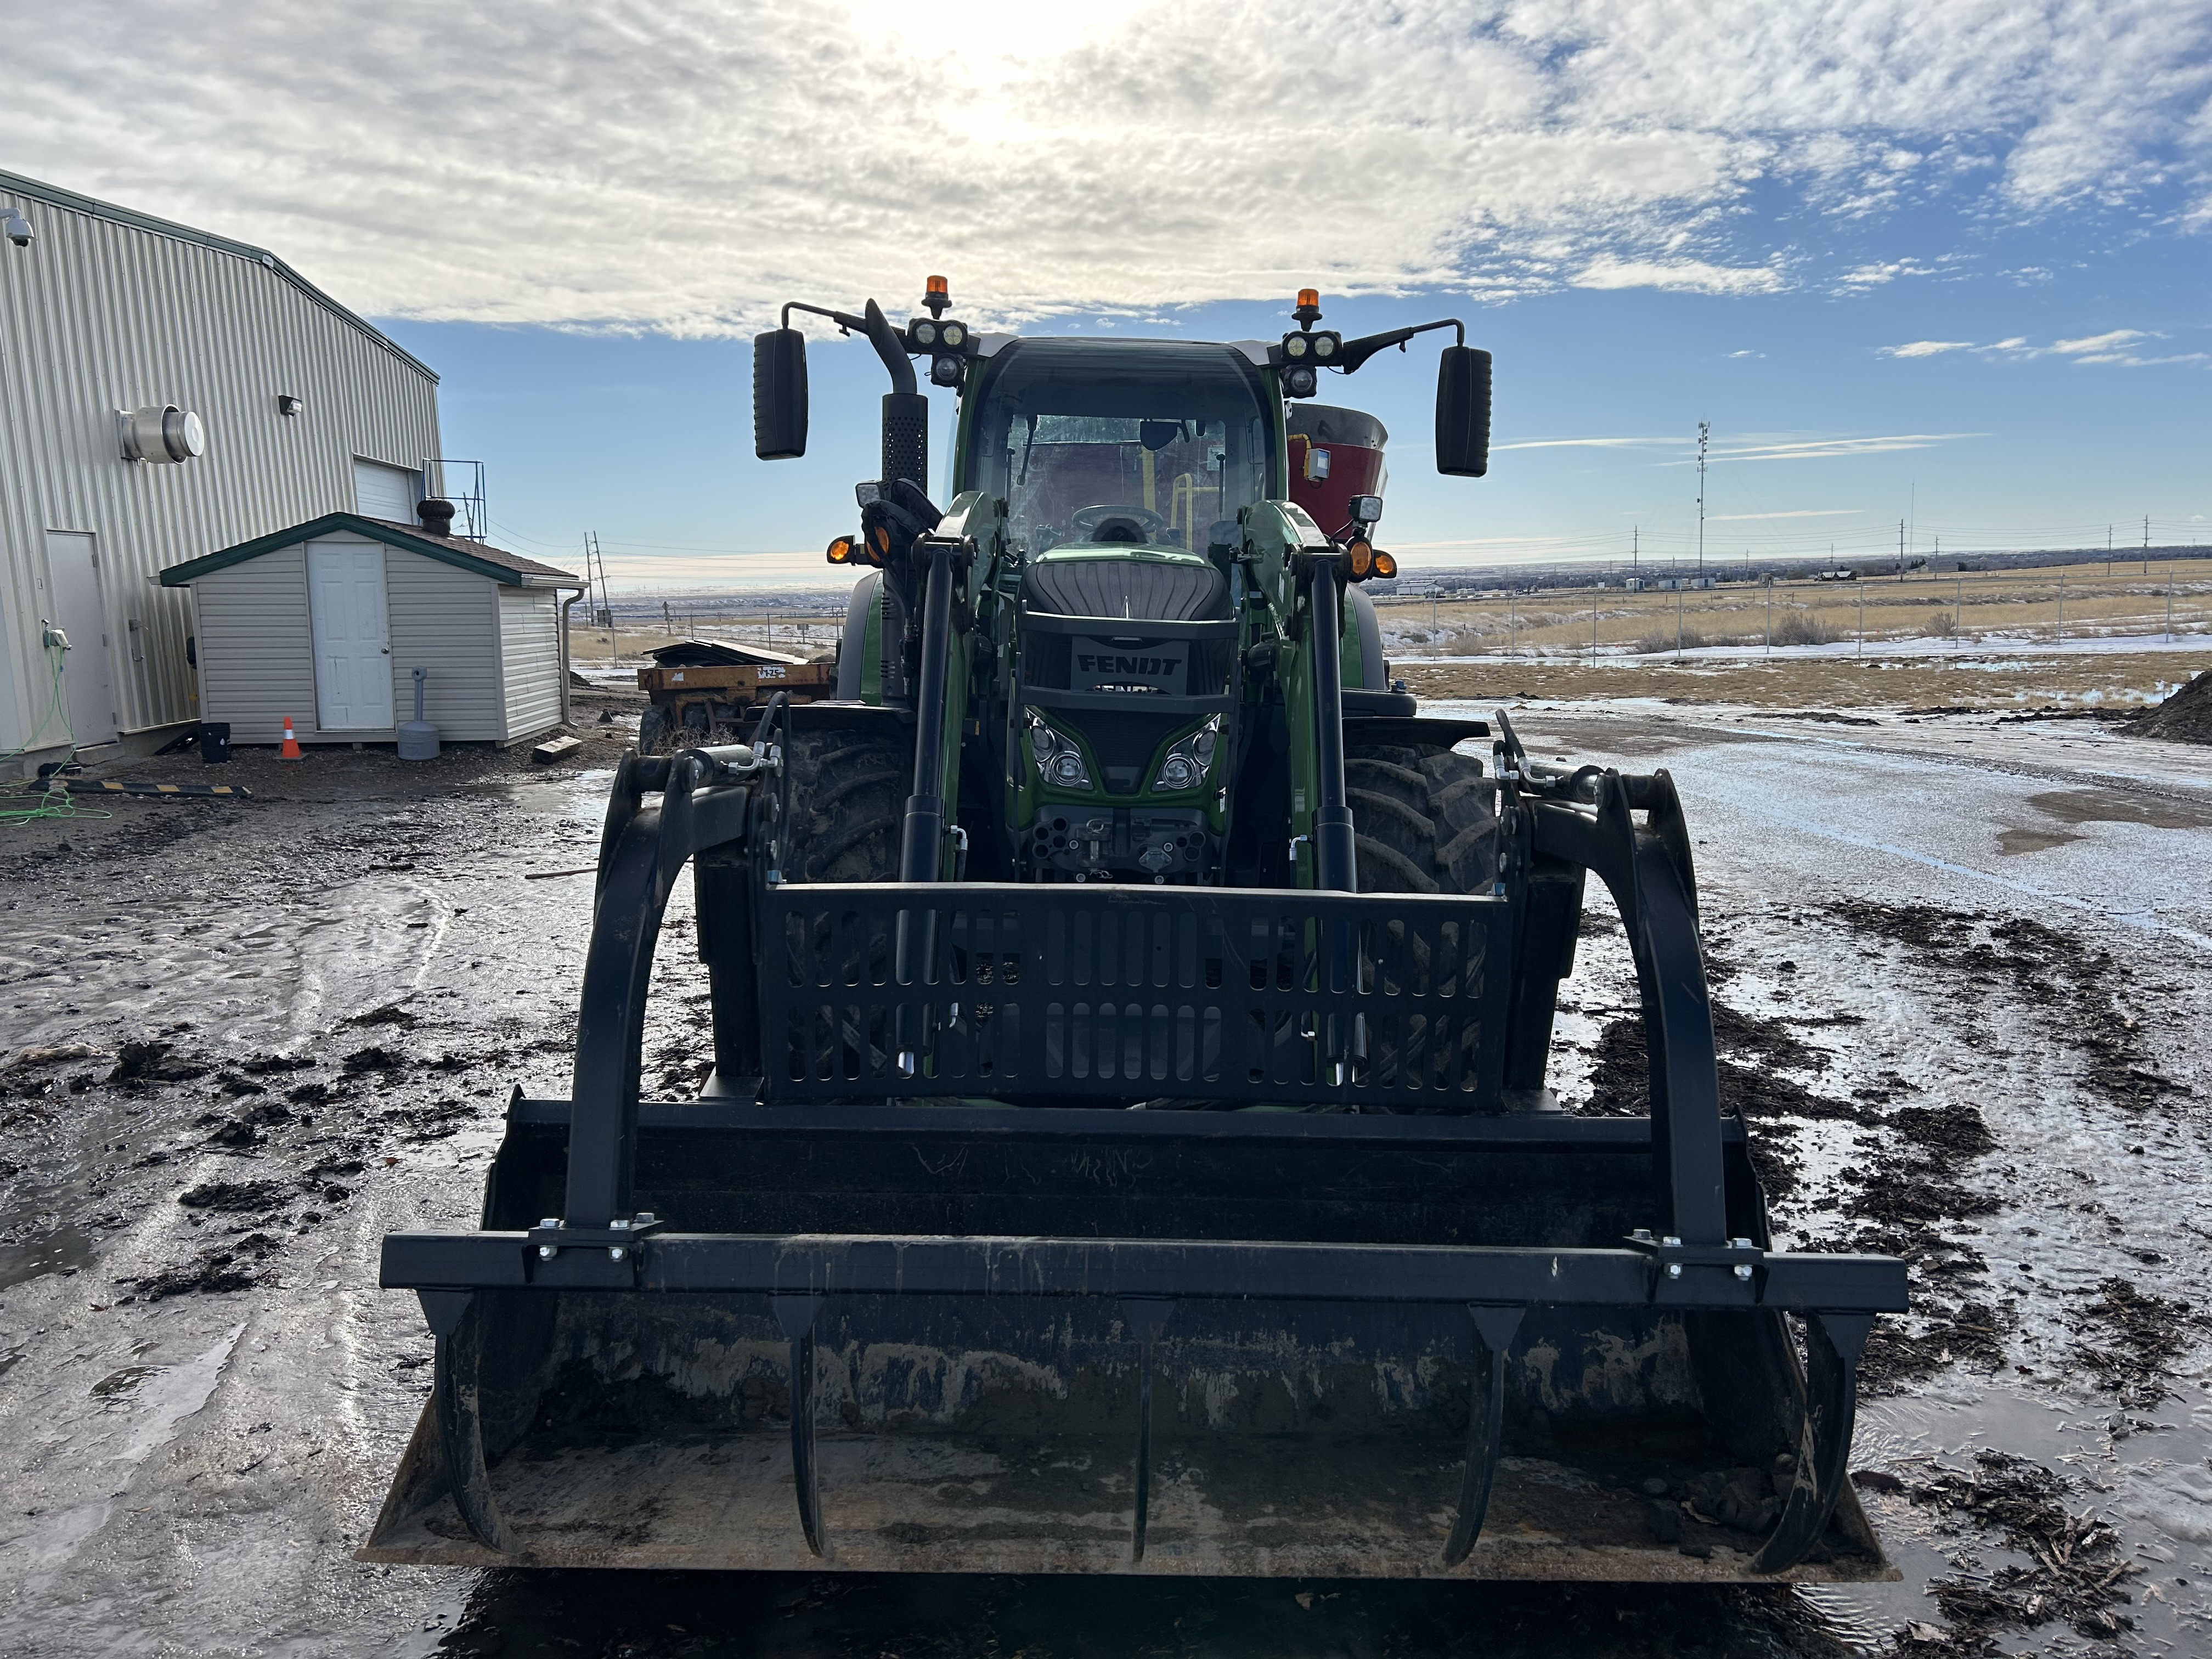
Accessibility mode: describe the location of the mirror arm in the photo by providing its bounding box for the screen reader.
[1335,317,1465,374]
[779,300,922,391]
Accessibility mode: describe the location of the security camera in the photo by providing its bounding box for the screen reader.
[3,211,31,249]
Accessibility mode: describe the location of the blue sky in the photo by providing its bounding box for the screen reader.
[10,0,2211,586]
[394,221,2209,585]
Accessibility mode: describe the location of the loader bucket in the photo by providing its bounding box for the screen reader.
[366,747,1905,1581]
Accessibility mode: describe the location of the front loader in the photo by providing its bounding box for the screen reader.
[365,282,1905,1581]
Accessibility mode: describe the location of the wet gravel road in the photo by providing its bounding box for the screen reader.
[2,701,2207,1658]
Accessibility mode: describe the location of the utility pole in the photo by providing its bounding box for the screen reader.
[1696,422,1708,576]
[1898,518,1905,580]
[2144,514,2151,574]
[1633,525,1639,574]
[581,531,614,667]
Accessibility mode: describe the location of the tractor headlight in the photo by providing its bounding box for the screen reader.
[1028,714,1093,790]
[1283,334,1310,359]
[1150,717,1221,793]
[1312,331,1340,359]
[911,319,939,346]
[1284,365,1317,398]
[931,353,965,387]
[941,322,966,347]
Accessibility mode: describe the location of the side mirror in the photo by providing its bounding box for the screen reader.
[1435,345,1491,478]
[753,328,808,460]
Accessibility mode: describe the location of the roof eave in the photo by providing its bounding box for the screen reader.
[161,513,576,588]
[0,167,438,383]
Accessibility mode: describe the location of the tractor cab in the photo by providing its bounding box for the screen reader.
[957,337,1277,563]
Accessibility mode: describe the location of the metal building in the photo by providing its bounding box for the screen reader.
[0,168,444,774]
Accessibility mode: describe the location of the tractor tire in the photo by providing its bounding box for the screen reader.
[773,726,906,883]
[636,705,665,755]
[1345,742,1499,895]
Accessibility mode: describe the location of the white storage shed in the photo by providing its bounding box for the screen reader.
[160,507,580,747]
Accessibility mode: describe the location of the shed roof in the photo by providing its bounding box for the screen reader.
[0,167,437,383]
[161,514,581,589]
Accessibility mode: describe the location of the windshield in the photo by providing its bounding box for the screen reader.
[961,340,1276,553]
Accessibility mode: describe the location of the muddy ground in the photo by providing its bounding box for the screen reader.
[3,680,2209,1658]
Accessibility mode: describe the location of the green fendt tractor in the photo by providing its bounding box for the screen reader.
[365,281,1904,1582]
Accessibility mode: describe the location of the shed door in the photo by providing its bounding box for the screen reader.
[45,531,118,745]
[353,459,421,524]
[307,542,394,730]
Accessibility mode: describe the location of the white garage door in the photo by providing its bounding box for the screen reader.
[353,459,421,523]
[307,541,394,730]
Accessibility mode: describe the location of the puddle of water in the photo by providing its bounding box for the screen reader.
[9,1322,244,1590]
[2028,787,2212,832]
[1826,1377,2212,1652]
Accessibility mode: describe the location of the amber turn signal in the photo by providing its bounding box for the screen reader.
[826,535,855,565]
[1346,539,1374,578]
[1373,550,1397,579]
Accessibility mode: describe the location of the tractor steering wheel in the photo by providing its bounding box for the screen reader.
[1070,504,1169,544]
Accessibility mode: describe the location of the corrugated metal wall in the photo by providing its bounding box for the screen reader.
[382,545,504,742]
[497,588,562,741]
[0,176,440,755]
[191,546,317,745]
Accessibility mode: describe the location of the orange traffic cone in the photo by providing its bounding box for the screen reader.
[279,716,305,762]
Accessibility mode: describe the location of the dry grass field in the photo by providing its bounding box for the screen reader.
[1376,556,2212,662]
[1378,556,2212,712]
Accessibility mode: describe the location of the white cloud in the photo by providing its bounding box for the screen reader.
[1664,433,1985,462]
[1877,330,2201,367]
[1881,340,1977,357]
[1491,436,1674,451]
[0,0,2206,330]
[1837,258,1940,287]
[2052,329,2152,354]
[1725,348,1766,358]
[1572,257,1789,294]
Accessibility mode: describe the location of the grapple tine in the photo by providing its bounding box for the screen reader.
[1751,1311,1874,1573]
[421,1291,515,1555]
[773,1294,826,1558]
[1123,1300,1174,1562]
[1442,1303,1524,1566]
